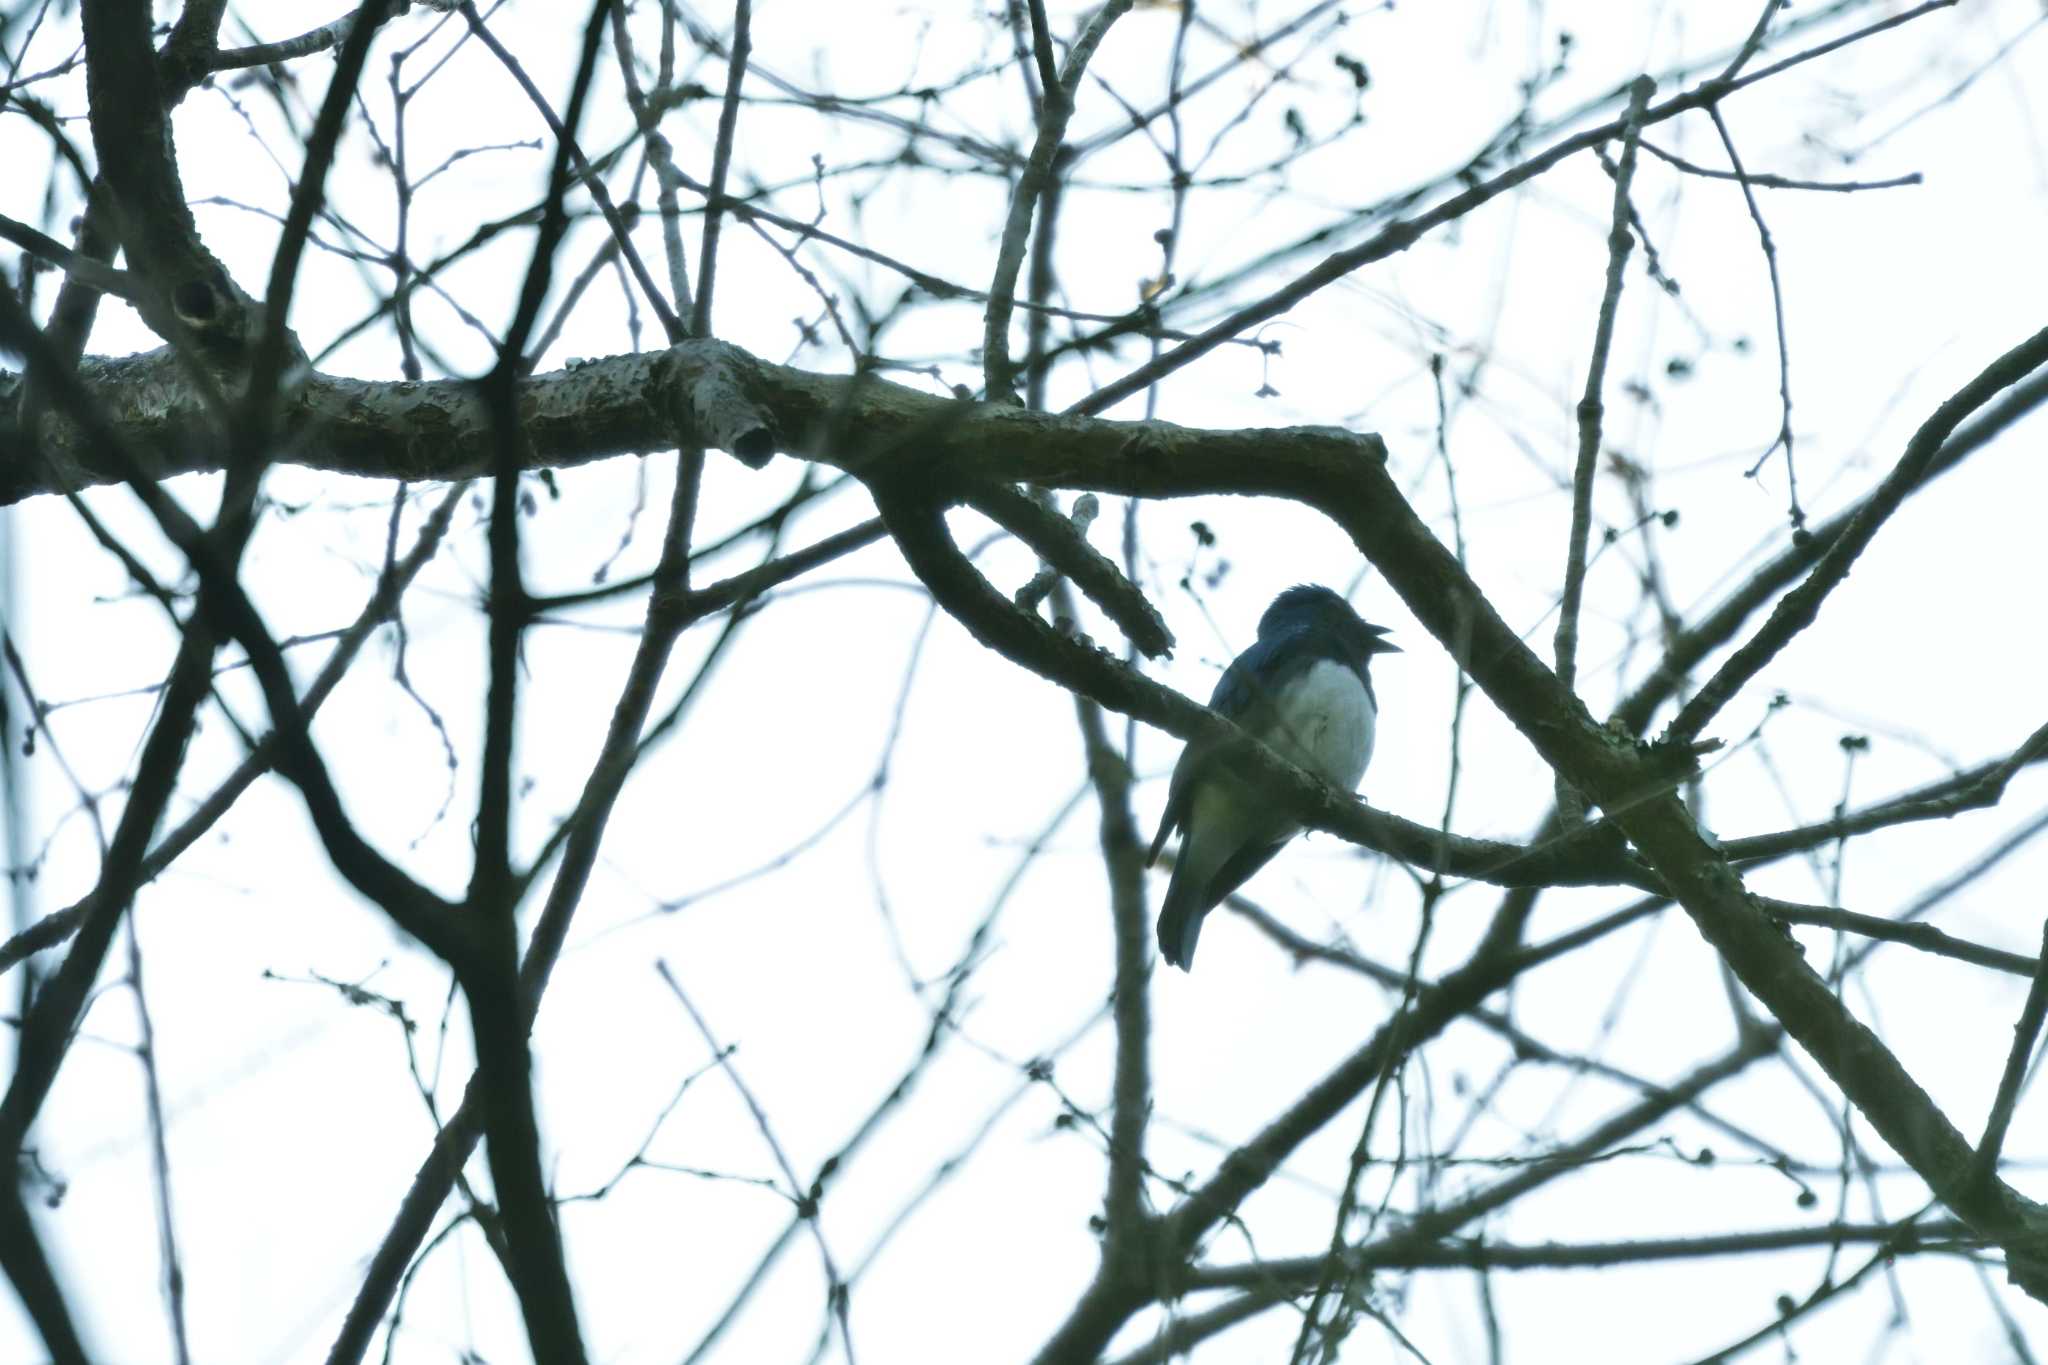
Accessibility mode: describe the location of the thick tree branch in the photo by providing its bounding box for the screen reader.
[78,0,255,349]
[873,486,1660,889]
[0,291,468,960]
[8,334,2037,884]
[967,483,1172,658]
[871,343,2048,1320]
[0,1186,89,1365]
[6,0,2033,1357]
[9,336,1669,882]
[12,297,2048,1331]
[0,211,138,301]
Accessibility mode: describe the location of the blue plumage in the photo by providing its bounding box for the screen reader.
[1148,586,1398,970]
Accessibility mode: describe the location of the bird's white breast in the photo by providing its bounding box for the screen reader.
[1260,659,1377,791]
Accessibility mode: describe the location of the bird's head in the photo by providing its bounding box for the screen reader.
[1259,584,1400,659]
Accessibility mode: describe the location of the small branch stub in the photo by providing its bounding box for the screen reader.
[678,343,775,467]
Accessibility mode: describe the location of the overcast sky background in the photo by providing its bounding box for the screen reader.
[5,0,2048,1360]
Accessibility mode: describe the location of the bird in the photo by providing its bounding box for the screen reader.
[1147,585,1398,971]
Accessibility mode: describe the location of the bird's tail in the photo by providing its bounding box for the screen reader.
[1155,858,1210,971]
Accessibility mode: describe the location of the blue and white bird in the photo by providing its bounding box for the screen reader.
[1147,585,1399,971]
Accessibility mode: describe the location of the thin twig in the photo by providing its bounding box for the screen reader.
[1073,636,1153,1242]
[1637,138,1921,192]
[691,0,750,338]
[123,917,191,1365]
[657,961,858,1364]
[1193,1217,1972,1286]
[1072,0,1959,418]
[1669,324,2048,741]
[983,0,1135,402]
[1718,0,1787,83]
[1707,104,1801,525]
[1554,75,1652,821]
[1972,915,2048,1187]
[607,0,695,320]
[459,0,684,344]
[0,485,467,980]
[1760,899,2039,979]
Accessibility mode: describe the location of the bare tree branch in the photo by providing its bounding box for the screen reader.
[1670,325,2048,741]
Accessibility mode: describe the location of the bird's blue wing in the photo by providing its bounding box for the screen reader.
[1210,627,1322,718]
[1147,629,1318,863]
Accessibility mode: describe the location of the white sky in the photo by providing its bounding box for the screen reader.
[5,0,2048,1361]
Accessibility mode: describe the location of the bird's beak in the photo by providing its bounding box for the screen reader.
[1371,638,1402,655]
